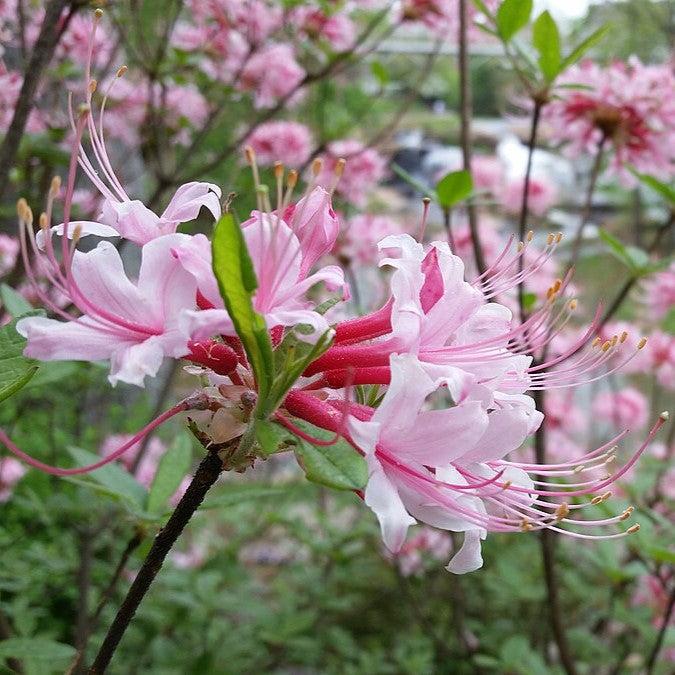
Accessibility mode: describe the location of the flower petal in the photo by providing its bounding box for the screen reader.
[445,528,486,574]
[160,181,222,224]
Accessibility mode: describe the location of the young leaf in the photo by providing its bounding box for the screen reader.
[598,229,650,276]
[0,284,33,317]
[495,0,532,42]
[628,168,675,205]
[436,170,473,208]
[560,24,611,71]
[67,446,147,508]
[254,419,297,456]
[212,213,274,401]
[532,11,561,82]
[292,419,367,491]
[146,434,193,513]
[0,316,39,404]
[0,638,76,663]
[370,60,389,86]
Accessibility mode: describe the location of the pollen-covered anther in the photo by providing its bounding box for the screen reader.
[16,198,29,221]
[555,232,563,243]
[568,299,578,311]
[273,161,284,179]
[88,79,97,94]
[49,175,61,197]
[620,331,628,343]
[38,212,48,229]
[627,524,640,534]
[637,337,648,350]
[573,464,586,474]
[555,503,570,521]
[610,335,618,347]
[591,494,603,505]
[116,65,128,78]
[601,340,612,352]
[71,224,83,245]
[619,507,634,521]
[520,519,533,532]
[334,157,346,178]
[546,232,554,246]
[517,241,525,252]
[600,490,612,501]
[311,157,323,176]
[244,145,256,165]
[526,230,534,242]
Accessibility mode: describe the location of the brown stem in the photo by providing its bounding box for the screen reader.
[645,582,675,674]
[533,391,579,675]
[567,136,607,271]
[0,0,74,203]
[88,445,227,673]
[517,100,543,323]
[458,0,486,276]
[74,531,93,666]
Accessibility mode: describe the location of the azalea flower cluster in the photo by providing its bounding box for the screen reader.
[544,57,675,185]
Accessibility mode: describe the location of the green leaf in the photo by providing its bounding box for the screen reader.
[254,419,297,457]
[391,163,434,199]
[436,170,473,208]
[628,168,675,204]
[25,360,79,388]
[212,213,274,401]
[598,229,651,276]
[0,284,33,317]
[67,446,147,508]
[495,0,532,42]
[292,419,367,491]
[370,60,389,86]
[0,316,39,404]
[560,24,611,71]
[522,292,537,312]
[146,434,193,513]
[0,638,75,663]
[663,308,675,335]
[532,11,561,82]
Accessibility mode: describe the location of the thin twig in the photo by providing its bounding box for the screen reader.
[517,99,543,323]
[88,444,228,673]
[533,391,579,675]
[458,0,486,276]
[567,136,607,271]
[0,0,74,203]
[645,582,675,674]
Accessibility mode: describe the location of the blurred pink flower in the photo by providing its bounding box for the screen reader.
[292,7,356,52]
[342,214,404,264]
[0,456,26,502]
[0,68,44,133]
[239,44,305,109]
[247,121,313,168]
[471,155,503,193]
[642,262,675,321]
[544,58,675,185]
[317,140,386,206]
[592,387,648,430]
[632,330,675,390]
[0,234,19,277]
[633,574,675,634]
[391,527,453,576]
[400,0,497,40]
[499,176,558,216]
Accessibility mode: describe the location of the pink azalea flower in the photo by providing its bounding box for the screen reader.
[592,387,649,430]
[642,262,675,322]
[0,67,44,133]
[391,526,453,576]
[471,155,503,193]
[178,187,346,343]
[499,176,558,216]
[317,140,386,206]
[291,7,356,52]
[630,330,675,390]
[0,456,26,502]
[0,234,19,277]
[399,0,498,40]
[544,58,675,185]
[341,214,404,265]
[239,44,305,109]
[17,233,198,387]
[247,121,313,168]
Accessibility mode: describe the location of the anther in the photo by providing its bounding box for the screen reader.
[50,176,61,197]
[573,464,586,474]
[555,503,570,521]
[592,337,602,348]
[39,212,48,229]
[546,233,554,246]
[620,331,628,343]
[94,8,104,20]
[619,508,632,521]
[659,411,669,421]
[637,337,647,350]
[274,161,284,179]
[88,79,97,94]
[244,145,256,165]
[601,340,611,352]
[591,495,603,505]
[568,299,577,311]
[334,157,346,178]
[287,170,298,188]
[311,158,323,176]
[517,242,524,252]
[627,524,640,534]
[526,230,534,242]
[116,65,128,78]
[601,490,612,501]
[555,232,563,243]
